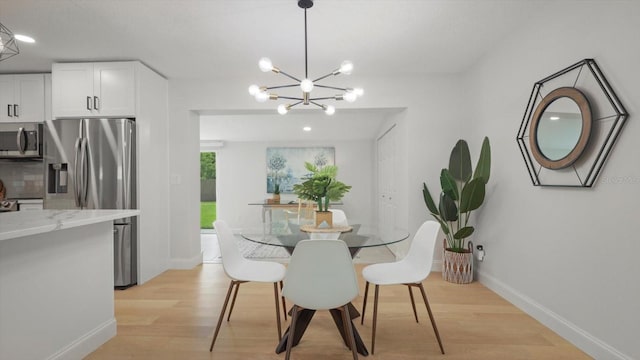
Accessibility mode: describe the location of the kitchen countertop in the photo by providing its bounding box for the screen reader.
[0,209,140,242]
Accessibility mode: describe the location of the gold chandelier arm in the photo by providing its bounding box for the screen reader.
[278,96,304,101]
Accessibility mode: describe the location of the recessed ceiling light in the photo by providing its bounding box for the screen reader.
[14,34,35,43]
[303,126,311,132]
[549,116,560,120]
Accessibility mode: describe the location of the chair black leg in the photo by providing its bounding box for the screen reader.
[209,280,235,351]
[371,284,380,354]
[285,305,300,360]
[418,283,445,354]
[407,284,419,323]
[341,304,359,360]
[226,281,241,321]
[273,282,283,341]
[361,281,369,325]
[280,280,287,321]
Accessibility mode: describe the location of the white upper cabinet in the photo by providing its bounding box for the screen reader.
[52,62,136,118]
[0,74,46,123]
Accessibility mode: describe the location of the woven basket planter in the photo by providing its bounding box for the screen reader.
[442,244,474,284]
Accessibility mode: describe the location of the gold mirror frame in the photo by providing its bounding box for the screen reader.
[529,87,592,170]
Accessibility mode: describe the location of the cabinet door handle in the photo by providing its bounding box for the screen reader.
[87,96,93,111]
[94,96,99,111]
[13,104,19,117]
[7,104,12,117]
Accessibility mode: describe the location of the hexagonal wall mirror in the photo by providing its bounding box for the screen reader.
[517,59,628,187]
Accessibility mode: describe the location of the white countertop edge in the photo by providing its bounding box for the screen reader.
[0,209,141,242]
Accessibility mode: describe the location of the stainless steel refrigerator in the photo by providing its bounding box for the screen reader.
[44,118,137,288]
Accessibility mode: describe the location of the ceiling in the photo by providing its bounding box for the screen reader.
[0,0,548,79]
[0,0,549,141]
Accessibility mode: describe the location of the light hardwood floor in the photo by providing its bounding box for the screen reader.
[86,264,591,359]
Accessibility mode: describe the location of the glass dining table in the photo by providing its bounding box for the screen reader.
[241,223,410,258]
[241,223,410,356]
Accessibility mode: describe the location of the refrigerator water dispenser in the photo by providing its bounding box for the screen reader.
[48,163,68,193]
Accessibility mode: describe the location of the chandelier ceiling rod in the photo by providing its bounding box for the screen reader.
[248,0,363,115]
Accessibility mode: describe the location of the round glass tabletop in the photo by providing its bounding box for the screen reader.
[241,223,410,250]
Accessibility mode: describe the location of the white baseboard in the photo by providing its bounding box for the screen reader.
[48,318,116,360]
[169,252,203,269]
[476,270,632,360]
[431,259,442,272]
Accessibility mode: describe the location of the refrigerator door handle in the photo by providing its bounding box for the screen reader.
[79,137,89,207]
[73,137,82,207]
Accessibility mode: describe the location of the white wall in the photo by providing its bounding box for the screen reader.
[167,73,464,268]
[215,140,375,229]
[466,2,640,359]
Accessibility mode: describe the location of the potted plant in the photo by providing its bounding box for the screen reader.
[293,162,351,227]
[422,137,491,284]
[272,183,281,204]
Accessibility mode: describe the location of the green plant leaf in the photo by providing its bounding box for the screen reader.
[440,169,459,200]
[422,182,439,215]
[453,226,474,239]
[473,137,491,184]
[439,192,458,222]
[435,218,450,235]
[449,140,472,182]
[460,178,486,213]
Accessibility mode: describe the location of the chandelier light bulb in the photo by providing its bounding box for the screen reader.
[300,79,314,93]
[277,104,289,115]
[339,61,354,75]
[248,84,260,96]
[324,105,336,115]
[0,36,4,52]
[259,57,273,72]
[343,91,357,103]
[354,87,364,97]
[255,91,269,103]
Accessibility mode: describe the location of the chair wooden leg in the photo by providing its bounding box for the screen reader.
[209,280,235,351]
[361,281,369,325]
[371,284,380,354]
[417,283,445,354]
[341,304,359,360]
[280,280,287,321]
[407,284,419,323]
[273,282,283,341]
[226,281,241,321]
[285,305,300,360]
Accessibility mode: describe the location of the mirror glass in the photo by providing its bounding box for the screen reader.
[536,97,582,161]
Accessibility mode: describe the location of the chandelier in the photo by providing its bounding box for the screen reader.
[0,21,19,62]
[248,0,363,115]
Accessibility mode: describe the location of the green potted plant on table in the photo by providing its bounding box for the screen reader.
[422,137,491,284]
[293,162,351,227]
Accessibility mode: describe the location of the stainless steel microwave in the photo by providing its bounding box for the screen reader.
[0,122,43,158]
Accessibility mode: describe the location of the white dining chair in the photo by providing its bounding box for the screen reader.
[209,219,287,351]
[282,239,360,360]
[329,208,349,227]
[360,220,445,355]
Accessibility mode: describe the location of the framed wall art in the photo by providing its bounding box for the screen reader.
[266,147,335,193]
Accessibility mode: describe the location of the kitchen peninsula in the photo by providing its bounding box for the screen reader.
[0,209,140,360]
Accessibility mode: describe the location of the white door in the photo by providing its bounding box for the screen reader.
[377,125,397,240]
[14,74,45,123]
[52,63,94,118]
[93,62,136,117]
[0,75,15,122]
